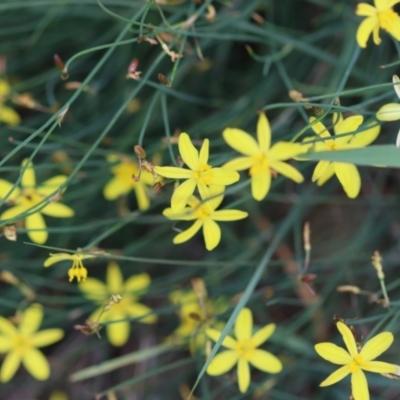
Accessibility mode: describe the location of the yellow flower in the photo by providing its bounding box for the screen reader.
[103,155,154,210]
[0,159,74,244]
[356,1,400,48]
[0,304,64,382]
[0,78,20,125]
[154,133,240,210]
[206,308,282,393]
[168,280,228,353]
[162,185,248,251]
[377,74,400,123]
[223,112,306,201]
[79,261,157,346]
[315,321,398,400]
[44,252,96,282]
[301,114,380,198]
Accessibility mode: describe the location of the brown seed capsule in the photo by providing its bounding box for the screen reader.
[134,145,146,159]
[158,73,171,87]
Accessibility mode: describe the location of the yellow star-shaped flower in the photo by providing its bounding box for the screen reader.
[0,78,20,126]
[206,308,282,393]
[315,321,398,400]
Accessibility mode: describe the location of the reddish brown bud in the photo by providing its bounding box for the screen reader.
[54,54,69,80]
[134,144,146,159]
[128,58,139,74]
[158,73,171,87]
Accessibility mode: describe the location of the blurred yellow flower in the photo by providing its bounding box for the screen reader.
[206,308,282,393]
[223,112,306,201]
[301,113,380,198]
[79,261,157,346]
[162,185,248,251]
[315,321,398,400]
[0,304,64,382]
[168,279,228,353]
[103,155,154,210]
[0,159,74,244]
[154,133,239,210]
[0,78,20,125]
[44,252,96,282]
[356,1,400,48]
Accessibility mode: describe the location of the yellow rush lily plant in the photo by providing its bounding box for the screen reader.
[315,321,398,400]
[206,308,282,393]
[223,112,306,201]
[0,304,64,382]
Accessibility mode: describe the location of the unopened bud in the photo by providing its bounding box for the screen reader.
[372,251,384,279]
[54,54,69,80]
[337,285,361,294]
[299,273,316,284]
[4,225,16,241]
[134,145,146,159]
[158,73,171,87]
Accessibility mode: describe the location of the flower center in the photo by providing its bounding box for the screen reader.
[349,354,368,373]
[192,164,212,184]
[325,139,341,151]
[12,334,32,354]
[378,9,399,32]
[194,204,212,220]
[21,189,42,205]
[250,153,268,175]
[236,339,256,360]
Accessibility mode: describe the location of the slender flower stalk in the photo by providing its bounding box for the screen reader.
[315,321,398,400]
[300,113,380,198]
[206,308,282,393]
[356,0,400,48]
[223,112,306,201]
[154,133,239,210]
[44,252,96,282]
[0,159,74,244]
[162,185,248,251]
[0,304,64,382]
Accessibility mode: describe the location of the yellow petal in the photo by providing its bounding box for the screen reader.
[376,103,400,121]
[1,205,27,221]
[0,317,17,336]
[312,160,330,182]
[356,3,377,16]
[79,278,108,302]
[209,168,240,186]
[0,179,20,201]
[270,160,304,183]
[173,219,203,244]
[206,350,238,375]
[235,308,252,341]
[31,329,64,347]
[268,142,307,160]
[384,13,400,41]
[0,106,20,125]
[201,184,225,211]
[251,323,275,347]
[21,159,36,188]
[237,358,250,393]
[251,171,271,201]
[43,253,73,267]
[178,132,199,170]
[20,304,43,335]
[163,206,197,221]
[23,348,50,380]
[124,273,151,295]
[127,302,157,324]
[351,369,369,400]
[0,79,10,96]
[249,349,282,373]
[198,138,209,165]
[334,162,361,199]
[171,179,197,211]
[360,332,394,361]
[334,115,363,142]
[356,16,378,48]
[315,342,353,364]
[350,122,380,147]
[223,128,259,156]
[36,175,68,196]
[134,183,150,211]
[41,202,74,217]
[337,321,358,358]
[107,261,124,292]
[203,218,221,251]
[106,316,130,347]
[309,117,330,138]
[393,74,400,99]
[26,213,48,244]
[153,166,192,179]
[319,364,351,387]
[0,352,21,382]
[223,157,254,171]
[49,390,68,400]
[257,112,271,153]
[0,336,12,352]
[316,163,335,186]
[373,23,381,45]
[362,360,398,373]
[206,328,237,349]
[211,209,248,222]
[103,176,131,200]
